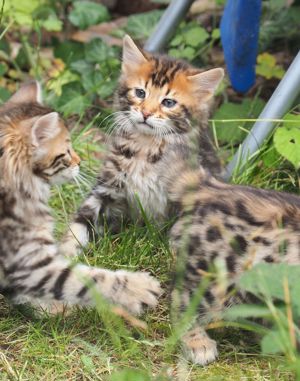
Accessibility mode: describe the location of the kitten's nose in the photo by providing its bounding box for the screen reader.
[142,110,151,121]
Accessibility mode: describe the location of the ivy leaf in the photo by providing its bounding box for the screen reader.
[256,52,285,80]
[57,82,92,116]
[43,15,63,31]
[69,1,110,30]
[54,41,85,64]
[184,26,209,47]
[126,10,163,40]
[85,38,117,63]
[274,118,300,168]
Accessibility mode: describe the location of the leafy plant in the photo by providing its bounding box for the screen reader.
[273,113,300,168]
[126,10,163,40]
[256,52,285,80]
[49,38,121,116]
[225,263,300,378]
[168,22,219,62]
[68,1,110,30]
[213,97,266,144]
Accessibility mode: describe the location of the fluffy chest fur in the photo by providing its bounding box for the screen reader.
[106,133,175,220]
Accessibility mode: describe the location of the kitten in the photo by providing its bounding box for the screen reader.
[60,35,224,256]
[0,82,160,315]
[167,157,300,366]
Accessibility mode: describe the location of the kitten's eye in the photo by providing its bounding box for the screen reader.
[135,88,146,99]
[162,98,177,108]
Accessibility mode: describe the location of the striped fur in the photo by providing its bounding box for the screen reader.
[166,156,300,365]
[0,82,160,315]
[61,35,224,257]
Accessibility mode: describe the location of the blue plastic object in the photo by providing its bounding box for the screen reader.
[220,0,262,93]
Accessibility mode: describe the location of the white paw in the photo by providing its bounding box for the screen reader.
[182,329,218,366]
[59,223,89,257]
[114,271,162,315]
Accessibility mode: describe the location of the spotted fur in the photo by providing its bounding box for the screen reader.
[61,35,224,257]
[0,82,160,315]
[167,160,300,365]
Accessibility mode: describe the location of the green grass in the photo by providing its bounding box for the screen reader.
[0,128,297,381]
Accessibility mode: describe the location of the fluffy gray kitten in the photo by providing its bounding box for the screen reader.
[61,35,224,256]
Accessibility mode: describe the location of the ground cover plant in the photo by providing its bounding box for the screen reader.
[1,0,300,379]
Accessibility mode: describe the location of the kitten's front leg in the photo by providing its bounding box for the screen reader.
[60,182,127,257]
[9,256,161,316]
[59,193,100,257]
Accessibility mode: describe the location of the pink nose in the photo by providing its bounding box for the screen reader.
[142,110,151,120]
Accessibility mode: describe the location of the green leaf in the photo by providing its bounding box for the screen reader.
[70,60,94,74]
[213,98,265,143]
[239,263,300,317]
[57,82,92,116]
[169,34,183,47]
[261,330,289,355]
[81,70,103,92]
[184,26,209,47]
[126,10,163,39]
[169,46,196,60]
[273,114,300,168]
[0,62,8,76]
[211,28,221,39]
[54,41,85,64]
[0,87,11,103]
[85,38,117,63]
[68,1,110,30]
[224,304,272,320]
[43,15,63,31]
[256,52,285,80]
[97,77,118,99]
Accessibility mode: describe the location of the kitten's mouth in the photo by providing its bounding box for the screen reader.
[137,122,153,129]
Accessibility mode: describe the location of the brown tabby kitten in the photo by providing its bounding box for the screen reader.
[0,82,160,314]
[167,157,300,365]
[60,35,224,256]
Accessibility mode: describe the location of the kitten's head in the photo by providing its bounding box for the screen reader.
[115,35,224,137]
[0,82,80,193]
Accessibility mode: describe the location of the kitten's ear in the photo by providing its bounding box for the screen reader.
[188,68,224,98]
[8,81,43,105]
[122,34,147,72]
[31,112,60,146]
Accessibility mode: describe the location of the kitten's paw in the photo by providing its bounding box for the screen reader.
[114,271,162,315]
[59,223,89,257]
[182,328,218,366]
[59,238,78,258]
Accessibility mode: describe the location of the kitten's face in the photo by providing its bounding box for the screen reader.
[0,82,80,186]
[30,113,81,185]
[116,35,224,137]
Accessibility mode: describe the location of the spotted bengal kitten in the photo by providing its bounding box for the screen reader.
[0,82,160,315]
[167,157,300,366]
[60,35,224,256]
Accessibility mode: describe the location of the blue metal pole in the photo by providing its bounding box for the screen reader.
[225,50,300,179]
[144,0,195,52]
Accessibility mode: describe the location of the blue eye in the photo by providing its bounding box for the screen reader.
[162,98,177,108]
[135,88,146,99]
